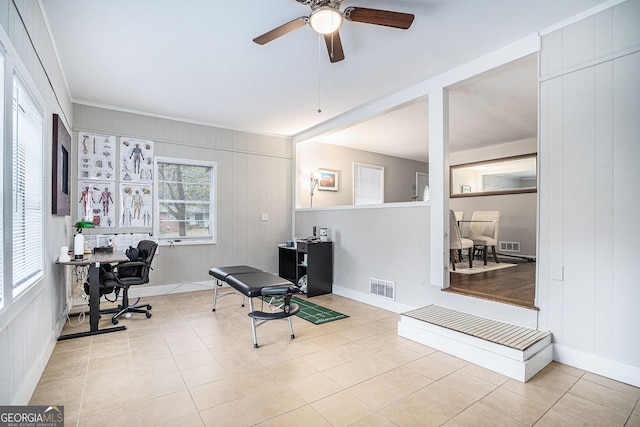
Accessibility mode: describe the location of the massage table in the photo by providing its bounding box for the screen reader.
[209,265,263,311]
[208,266,300,348]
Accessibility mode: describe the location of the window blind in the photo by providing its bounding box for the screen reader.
[12,75,44,294]
[0,52,4,307]
[353,163,384,205]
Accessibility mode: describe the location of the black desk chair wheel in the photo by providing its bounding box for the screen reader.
[98,240,158,324]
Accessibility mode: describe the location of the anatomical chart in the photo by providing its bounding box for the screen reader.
[78,132,116,181]
[77,181,116,228]
[119,183,153,228]
[120,137,154,183]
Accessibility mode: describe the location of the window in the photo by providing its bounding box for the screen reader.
[12,74,44,297]
[353,162,384,205]
[155,157,216,243]
[0,52,4,308]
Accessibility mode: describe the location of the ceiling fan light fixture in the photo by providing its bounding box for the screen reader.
[309,6,343,34]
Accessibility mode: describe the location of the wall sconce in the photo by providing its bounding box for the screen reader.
[309,172,321,208]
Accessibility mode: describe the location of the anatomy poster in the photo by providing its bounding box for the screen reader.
[119,183,152,228]
[77,180,116,228]
[120,137,154,183]
[78,132,116,181]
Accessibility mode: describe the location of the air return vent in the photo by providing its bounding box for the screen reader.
[369,277,395,300]
[499,241,521,252]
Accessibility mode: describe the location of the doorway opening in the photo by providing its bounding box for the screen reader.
[446,54,538,309]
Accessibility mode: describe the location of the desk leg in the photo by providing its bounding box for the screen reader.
[89,263,100,331]
[58,262,126,341]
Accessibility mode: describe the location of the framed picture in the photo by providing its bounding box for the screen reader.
[461,185,471,193]
[52,114,71,215]
[318,169,338,191]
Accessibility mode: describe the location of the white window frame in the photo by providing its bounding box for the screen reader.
[154,156,217,245]
[353,162,385,205]
[11,71,44,299]
[0,49,4,310]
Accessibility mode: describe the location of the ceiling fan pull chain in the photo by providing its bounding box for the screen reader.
[317,34,322,113]
[330,31,335,59]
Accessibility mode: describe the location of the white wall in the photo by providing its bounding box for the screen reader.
[73,105,293,287]
[449,138,537,257]
[296,140,428,207]
[295,204,432,312]
[0,0,74,404]
[451,193,537,257]
[538,0,640,385]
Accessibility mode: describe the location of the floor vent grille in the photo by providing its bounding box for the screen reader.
[499,241,521,252]
[369,277,395,300]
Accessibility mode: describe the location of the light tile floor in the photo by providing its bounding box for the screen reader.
[31,290,640,426]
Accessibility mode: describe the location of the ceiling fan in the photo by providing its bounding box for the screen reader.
[253,0,415,63]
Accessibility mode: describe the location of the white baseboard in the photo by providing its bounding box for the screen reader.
[553,344,640,387]
[130,282,411,313]
[332,284,415,314]
[128,280,216,298]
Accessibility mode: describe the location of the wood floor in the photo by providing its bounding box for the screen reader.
[447,258,536,309]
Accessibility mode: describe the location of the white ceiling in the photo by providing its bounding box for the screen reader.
[40,0,606,159]
[448,55,539,153]
[315,55,538,162]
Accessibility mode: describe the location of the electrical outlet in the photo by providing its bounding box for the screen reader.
[261,213,268,221]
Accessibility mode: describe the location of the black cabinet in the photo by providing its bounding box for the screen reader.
[278,241,333,297]
[278,246,297,283]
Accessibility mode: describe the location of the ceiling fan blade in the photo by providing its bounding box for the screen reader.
[324,31,345,63]
[253,17,307,45]
[343,7,414,30]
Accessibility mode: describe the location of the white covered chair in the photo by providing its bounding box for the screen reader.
[468,210,500,265]
[449,210,473,271]
[454,211,465,245]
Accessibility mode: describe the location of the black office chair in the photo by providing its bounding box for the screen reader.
[100,240,158,324]
[83,263,119,302]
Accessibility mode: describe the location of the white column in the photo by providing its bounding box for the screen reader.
[429,88,448,288]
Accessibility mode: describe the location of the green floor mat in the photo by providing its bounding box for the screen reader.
[259,296,348,325]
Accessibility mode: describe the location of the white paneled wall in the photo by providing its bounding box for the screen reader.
[73,104,293,286]
[0,1,74,405]
[611,51,640,363]
[538,0,640,384]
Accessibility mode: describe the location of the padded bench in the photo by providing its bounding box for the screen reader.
[208,267,300,348]
[209,265,263,311]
